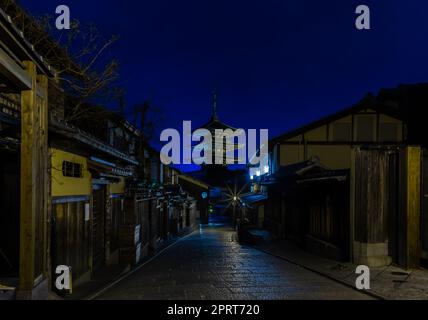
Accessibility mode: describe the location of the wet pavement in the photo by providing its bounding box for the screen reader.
[97,222,372,300]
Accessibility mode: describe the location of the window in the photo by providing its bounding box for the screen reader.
[332,122,351,142]
[355,115,375,142]
[379,123,399,142]
[62,161,83,178]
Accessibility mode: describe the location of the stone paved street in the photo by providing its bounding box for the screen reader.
[97,223,372,300]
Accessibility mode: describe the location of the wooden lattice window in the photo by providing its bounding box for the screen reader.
[62,161,83,178]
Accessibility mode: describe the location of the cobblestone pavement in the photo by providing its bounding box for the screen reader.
[97,223,372,300]
[255,237,428,300]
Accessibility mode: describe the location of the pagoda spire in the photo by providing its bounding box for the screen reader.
[211,89,218,121]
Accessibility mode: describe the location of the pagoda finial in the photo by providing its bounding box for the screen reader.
[212,89,218,121]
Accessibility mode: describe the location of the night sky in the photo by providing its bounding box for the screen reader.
[19,0,428,160]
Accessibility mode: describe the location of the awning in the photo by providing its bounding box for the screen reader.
[259,158,348,187]
[239,193,267,205]
[296,174,348,185]
[88,159,133,179]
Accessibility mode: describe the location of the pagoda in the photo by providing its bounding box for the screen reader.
[195,90,246,166]
[188,90,247,187]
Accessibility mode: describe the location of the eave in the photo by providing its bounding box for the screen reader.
[270,94,404,145]
[199,117,237,132]
[49,116,139,166]
[0,8,54,77]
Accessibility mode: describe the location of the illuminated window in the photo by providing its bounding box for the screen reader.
[62,161,83,178]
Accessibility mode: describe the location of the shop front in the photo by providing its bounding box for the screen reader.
[51,148,92,288]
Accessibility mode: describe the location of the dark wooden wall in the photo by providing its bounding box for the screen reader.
[354,149,392,244]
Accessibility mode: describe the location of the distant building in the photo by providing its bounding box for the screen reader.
[196,90,243,166]
[184,91,251,222]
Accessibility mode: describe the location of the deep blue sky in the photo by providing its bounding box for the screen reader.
[20,1,428,145]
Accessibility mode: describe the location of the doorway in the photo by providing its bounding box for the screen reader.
[0,151,20,277]
[92,185,106,272]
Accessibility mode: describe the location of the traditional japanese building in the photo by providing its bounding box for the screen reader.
[184,91,250,222]
[251,93,425,269]
[194,91,247,172]
[198,91,242,165]
[0,3,205,299]
[190,91,248,180]
[49,110,140,283]
[0,6,55,299]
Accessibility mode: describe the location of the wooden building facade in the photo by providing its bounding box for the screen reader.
[0,5,204,299]
[255,95,424,268]
[0,7,54,299]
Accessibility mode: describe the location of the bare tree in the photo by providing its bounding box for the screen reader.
[1,0,120,121]
[133,101,156,143]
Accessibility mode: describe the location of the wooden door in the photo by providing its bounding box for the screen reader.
[52,201,90,283]
[92,187,106,272]
[110,197,122,253]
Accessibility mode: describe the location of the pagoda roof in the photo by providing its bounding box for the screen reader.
[200,117,237,131]
[198,90,236,131]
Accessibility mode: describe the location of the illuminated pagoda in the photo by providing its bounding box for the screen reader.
[193,90,246,167]
[188,90,248,188]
